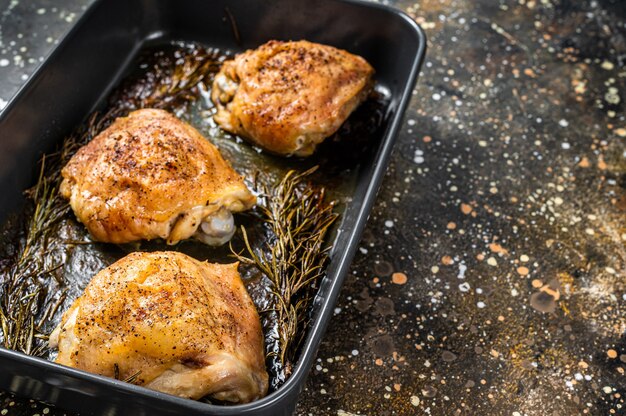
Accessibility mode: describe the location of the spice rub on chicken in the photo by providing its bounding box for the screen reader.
[211,40,374,156]
[49,251,269,403]
[60,109,255,245]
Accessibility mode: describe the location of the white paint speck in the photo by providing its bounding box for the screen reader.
[384,220,394,228]
[351,349,359,356]
[0,59,9,67]
[561,142,571,150]
[559,119,569,127]
[605,87,620,105]
[337,411,361,416]
[432,93,441,101]
[457,263,467,279]
[459,282,470,292]
[601,60,614,70]
[477,301,486,308]
[37,8,46,14]
[414,148,424,164]
[0,98,6,110]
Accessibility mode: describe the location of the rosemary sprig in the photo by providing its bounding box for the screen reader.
[113,363,142,385]
[0,157,69,355]
[0,44,224,357]
[124,370,142,385]
[113,45,223,113]
[233,167,338,388]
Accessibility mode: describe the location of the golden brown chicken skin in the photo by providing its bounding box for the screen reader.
[60,109,255,245]
[211,40,374,156]
[49,251,268,403]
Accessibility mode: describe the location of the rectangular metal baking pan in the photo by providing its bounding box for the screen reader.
[0,0,426,414]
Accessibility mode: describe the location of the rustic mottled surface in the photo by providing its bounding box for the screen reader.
[1,0,624,415]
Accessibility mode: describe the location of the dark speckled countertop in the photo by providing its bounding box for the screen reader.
[1,0,625,415]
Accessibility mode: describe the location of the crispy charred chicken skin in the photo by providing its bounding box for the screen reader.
[60,109,255,245]
[212,40,374,156]
[49,251,268,403]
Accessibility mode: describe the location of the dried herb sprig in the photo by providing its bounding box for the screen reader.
[113,363,142,385]
[233,167,338,388]
[0,44,224,356]
[112,45,224,113]
[0,157,69,355]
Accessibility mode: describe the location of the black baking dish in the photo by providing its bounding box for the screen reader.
[0,0,425,414]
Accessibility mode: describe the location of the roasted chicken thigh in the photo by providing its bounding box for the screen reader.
[60,109,255,245]
[212,40,374,156]
[49,251,268,403]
